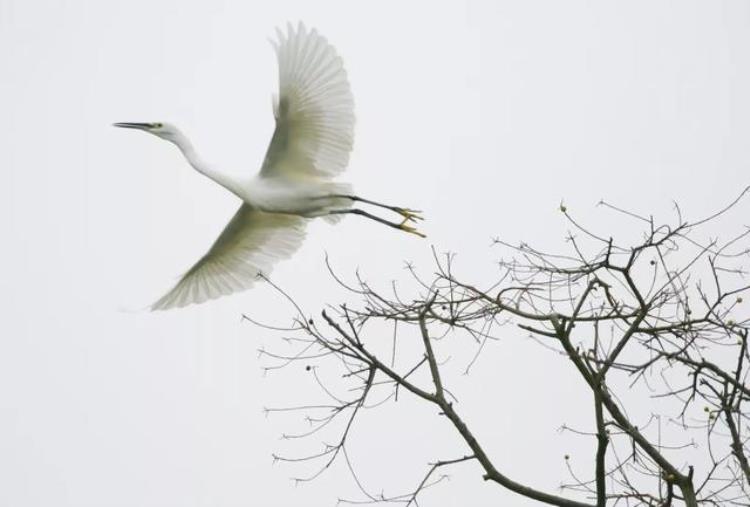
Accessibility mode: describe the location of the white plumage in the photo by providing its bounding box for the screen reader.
[150,208,307,310]
[115,22,423,310]
[263,23,354,180]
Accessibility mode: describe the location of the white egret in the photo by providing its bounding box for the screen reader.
[115,22,424,310]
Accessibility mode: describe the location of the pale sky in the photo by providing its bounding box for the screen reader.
[2,1,750,505]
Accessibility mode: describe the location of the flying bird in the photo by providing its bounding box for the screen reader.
[115,22,424,310]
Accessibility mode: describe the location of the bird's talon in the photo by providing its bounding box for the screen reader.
[395,207,424,223]
[399,223,426,238]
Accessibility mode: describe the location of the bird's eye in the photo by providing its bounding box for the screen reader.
[153,123,163,129]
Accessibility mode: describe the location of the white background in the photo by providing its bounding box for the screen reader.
[2,1,749,505]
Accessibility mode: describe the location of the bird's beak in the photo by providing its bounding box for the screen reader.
[113,122,154,130]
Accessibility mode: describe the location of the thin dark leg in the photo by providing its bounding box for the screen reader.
[321,194,424,224]
[328,209,426,238]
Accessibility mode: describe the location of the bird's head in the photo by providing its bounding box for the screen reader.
[113,122,182,143]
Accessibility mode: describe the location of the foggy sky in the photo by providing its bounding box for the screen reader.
[2,1,749,505]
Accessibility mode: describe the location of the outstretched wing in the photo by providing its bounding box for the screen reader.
[152,205,306,310]
[261,22,355,181]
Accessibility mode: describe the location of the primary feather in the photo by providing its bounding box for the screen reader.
[152,206,306,310]
[262,22,355,180]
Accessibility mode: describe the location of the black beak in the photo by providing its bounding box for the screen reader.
[113,122,153,130]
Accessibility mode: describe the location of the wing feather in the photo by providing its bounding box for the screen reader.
[152,205,307,310]
[261,22,355,180]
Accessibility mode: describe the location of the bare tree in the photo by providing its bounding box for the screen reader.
[251,188,750,506]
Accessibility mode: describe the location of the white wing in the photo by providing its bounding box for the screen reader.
[261,22,355,180]
[152,205,306,310]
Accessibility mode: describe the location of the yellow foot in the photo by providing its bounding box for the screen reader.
[395,207,424,225]
[399,223,426,238]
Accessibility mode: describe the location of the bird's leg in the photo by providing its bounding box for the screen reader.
[328,209,426,238]
[328,194,424,226]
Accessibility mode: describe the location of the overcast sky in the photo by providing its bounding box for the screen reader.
[2,1,750,506]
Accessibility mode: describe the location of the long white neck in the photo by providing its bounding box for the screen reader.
[171,133,244,198]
